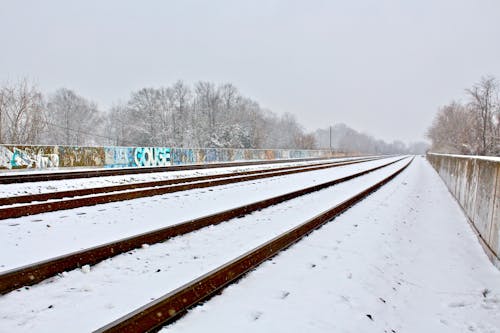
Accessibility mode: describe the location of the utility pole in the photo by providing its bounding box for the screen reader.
[329,125,332,152]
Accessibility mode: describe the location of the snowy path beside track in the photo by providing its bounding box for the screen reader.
[0,157,400,272]
[0,159,408,332]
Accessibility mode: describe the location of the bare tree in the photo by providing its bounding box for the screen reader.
[104,103,132,146]
[0,79,45,144]
[104,80,324,150]
[427,101,477,154]
[171,80,191,146]
[194,81,221,147]
[44,88,102,146]
[466,76,499,155]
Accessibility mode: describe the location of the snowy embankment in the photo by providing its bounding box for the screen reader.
[0,157,399,272]
[0,157,358,198]
[163,156,500,333]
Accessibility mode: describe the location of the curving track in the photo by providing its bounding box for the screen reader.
[0,156,412,333]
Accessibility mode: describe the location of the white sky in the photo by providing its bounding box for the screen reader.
[1,0,499,143]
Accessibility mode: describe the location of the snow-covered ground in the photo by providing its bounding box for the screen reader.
[0,156,400,272]
[429,152,500,163]
[0,157,361,198]
[0,156,498,332]
[163,156,500,333]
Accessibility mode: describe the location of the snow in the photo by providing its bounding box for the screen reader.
[0,158,406,332]
[0,157,401,272]
[429,152,500,162]
[162,156,500,333]
[0,156,498,332]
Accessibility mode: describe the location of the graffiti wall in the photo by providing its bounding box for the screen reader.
[0,145,104,169]
[1,144,336,170]
[169,148,334,165]
[104,147,171,168]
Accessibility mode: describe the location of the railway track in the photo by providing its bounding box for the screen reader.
[0,157,404,294]
[0,156,380,220]
[0,156,340,184]
[93,157,413,333]
[0,157,407,295]
[0,156,412,332]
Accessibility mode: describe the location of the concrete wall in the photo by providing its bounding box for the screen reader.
[427,153,500,265]
[0,144,341,170]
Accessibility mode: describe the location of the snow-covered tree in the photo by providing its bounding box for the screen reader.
[44,88,102,146]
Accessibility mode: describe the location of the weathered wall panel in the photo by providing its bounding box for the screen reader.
[0,145,105,169]
[169,148,335,165]
[1,144,339,170]
[427,153,500,265]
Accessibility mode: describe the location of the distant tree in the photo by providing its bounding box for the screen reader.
[466,76,499,155]
[0,79,45,144]
[171,80,191,146]
[125,88,164,146]
[193,81,221,147]
[427,76,500,156]
[105,80,327,150]
[427,101,476,154]
[44,88,102,146]
[407,141,429,154]
[104,103,131,146]
[296,132,317,149]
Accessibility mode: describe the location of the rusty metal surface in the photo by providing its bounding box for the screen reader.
[0,157,406,295]
[0,156,341,184]
[0,157,381,220]
[94,157,413,333]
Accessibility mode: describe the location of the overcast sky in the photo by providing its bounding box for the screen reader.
[1,0,500,143]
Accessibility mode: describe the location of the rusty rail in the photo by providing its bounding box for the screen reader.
[0,157,406,295]
[0,156,346,184]
[0,157,378,206]
[94,157,413,333]
[0,157,381,220]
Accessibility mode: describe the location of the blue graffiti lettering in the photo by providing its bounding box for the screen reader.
[134,147,171,167]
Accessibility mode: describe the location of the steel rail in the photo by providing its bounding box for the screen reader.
[0,157,383,220]
[0,157,379,206]
[0,157,407,295]
[94,157,414,333]
[0,156,346,184]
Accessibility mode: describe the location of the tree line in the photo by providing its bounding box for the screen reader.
[0,78,423,154]
[427,76,500,156]
[315,124,428,155]
[0,79,316,150]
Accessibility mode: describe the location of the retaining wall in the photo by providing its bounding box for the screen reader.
[427,153,500,266]
[0,144,341,170]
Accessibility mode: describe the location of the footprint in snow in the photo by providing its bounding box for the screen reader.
[251,311,263,321]
[448,301,467,308]
[280,291,290,299]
